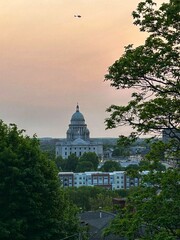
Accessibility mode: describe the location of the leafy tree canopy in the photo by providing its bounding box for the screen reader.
[79,152,99,170]
[104,169,180,240]
[76,160,94,172]
[105,0,180,140]
[100,160,122,172]
[103,0,180,239]
[65,154,79,172]
[64,186,128,212]
[0,121,79,240]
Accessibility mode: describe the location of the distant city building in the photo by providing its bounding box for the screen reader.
[56,105,103,159]
[162,128,180,143]
[59,171,140,190]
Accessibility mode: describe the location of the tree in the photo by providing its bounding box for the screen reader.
[89,193,113,212]
[65,154,79,172]
[64,186,126,212]
[79,152,99,170]
[53,155,64,170]
[64,187,92,211]
[0,121,79,240]
[103,0,180,239]
[105,0,180,140]
[76,161,94,172]
[112,144,130,157]
[100,160,122,172]
[104,169,180,240]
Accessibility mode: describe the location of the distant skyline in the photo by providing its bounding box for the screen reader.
[0,0,167,138]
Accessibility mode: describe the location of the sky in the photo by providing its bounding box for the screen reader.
[0,0,166,138]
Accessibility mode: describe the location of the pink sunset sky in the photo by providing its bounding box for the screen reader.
[0,0,166,138]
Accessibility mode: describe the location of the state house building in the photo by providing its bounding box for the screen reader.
[56,105,103,159]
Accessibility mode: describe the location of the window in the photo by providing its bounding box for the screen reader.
[104,177,108,184]
[93,179,97,184]
[98,177,103,184]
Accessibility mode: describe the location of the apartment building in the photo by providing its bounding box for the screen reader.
[59,171,141,190]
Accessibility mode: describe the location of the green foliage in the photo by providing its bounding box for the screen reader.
[64,186,128,212]
[99,160,122,172]
[39,140,56,159]
[117,135,136,147]
[89,193,113,212]
[76,160,94,172]
[112,135,135,157]
[79,152,99,170]
[65,154,79,172]
[103,0,180,239]
[65,187,92,211]
[105,0,180,138]
[56,152,100,172]
[145,140,166,161]
[104,169,180,239]
[53,155,64,170]
[112,147,130,157]
[0,121,79,240]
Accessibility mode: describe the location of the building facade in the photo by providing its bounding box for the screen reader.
[59,171,140,190]
[56,105,103,159]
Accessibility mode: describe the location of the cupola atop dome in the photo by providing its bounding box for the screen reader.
[70,104,85,124]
